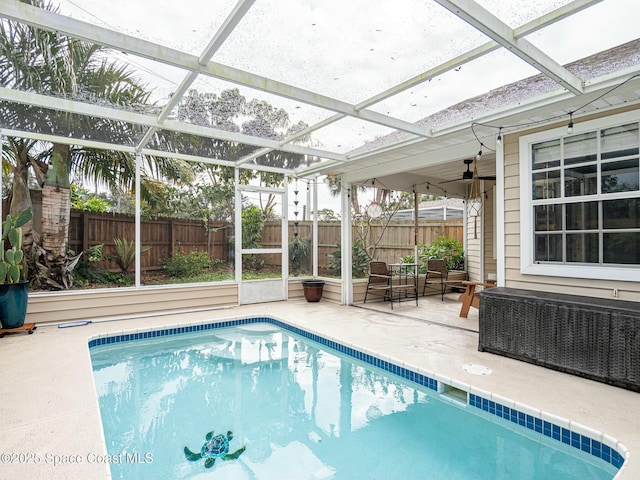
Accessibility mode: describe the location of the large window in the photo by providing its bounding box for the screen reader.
[521,111,640,281]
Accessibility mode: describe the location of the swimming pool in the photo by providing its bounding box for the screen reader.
[89,316,624,479]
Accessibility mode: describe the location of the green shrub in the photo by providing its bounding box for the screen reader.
[400,254,427,274]
[289,237,311,275]
[113,238,152,275]
[328,238,369,278]
[163,250,212,278]
[71,244,132,286]
[419,236,465,271]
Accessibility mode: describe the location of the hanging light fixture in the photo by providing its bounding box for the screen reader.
[567,112,574,134]
[496,127,503,146]
[366,178,383,218]
[467,157,482,218]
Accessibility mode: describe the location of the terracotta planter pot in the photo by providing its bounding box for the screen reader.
[302,280,325,302]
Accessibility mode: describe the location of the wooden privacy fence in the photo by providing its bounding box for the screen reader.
[67,211,462,272]
[266,220,464,271]
[68,210,233,272]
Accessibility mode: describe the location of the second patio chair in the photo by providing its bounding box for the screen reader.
[422,258,462,301]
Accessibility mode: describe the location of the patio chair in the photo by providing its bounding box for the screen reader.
[422,259,463,301]
[364,261,418,309]
[364,261,392,305]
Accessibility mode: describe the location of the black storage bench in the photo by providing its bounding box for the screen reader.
[479,287,640,392]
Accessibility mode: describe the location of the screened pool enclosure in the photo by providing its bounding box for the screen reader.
[1,0,639,316]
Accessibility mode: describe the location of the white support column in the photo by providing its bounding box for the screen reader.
[282,176,289,291]
[306,178,311,222]
[0,130,5,221]
[135,154,141,287]
[495,136,505,287]
[0,134,3,222]
[312,177,318,278]
[341,180,352,305]
[413,189,419,261]
[463,199,469,274]
[234,167,241,285]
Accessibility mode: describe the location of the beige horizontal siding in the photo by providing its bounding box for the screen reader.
[288,278,342,303]
[27,283,239,324]
[504,104,640,302]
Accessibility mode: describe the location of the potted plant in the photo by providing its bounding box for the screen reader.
[0,206,33,329]
[302,279,325,302]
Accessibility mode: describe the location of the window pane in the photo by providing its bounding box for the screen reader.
[566,233,599,263]
[601,123,639,160]
[534,233,562,262]
[603,232,640,264]
[564,132,597,165]
[566,201,598,230]
[603,198,640,229]
[565,164,597,196]
[532,170,560,199]
[534,205,562,231]
[601,158,639,193]
[532,139,560,170]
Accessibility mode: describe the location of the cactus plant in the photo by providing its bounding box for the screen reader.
[0,207,32,284]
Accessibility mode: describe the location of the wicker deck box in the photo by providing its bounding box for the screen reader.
[479,287,640,392]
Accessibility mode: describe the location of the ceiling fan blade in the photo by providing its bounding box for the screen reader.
[437,177,465,184]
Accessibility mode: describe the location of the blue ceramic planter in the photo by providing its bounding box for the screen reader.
[0,280,29,329]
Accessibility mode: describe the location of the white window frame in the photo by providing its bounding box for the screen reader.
[519,109,640,282]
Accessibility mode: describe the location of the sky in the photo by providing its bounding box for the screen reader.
[52,0,640,215]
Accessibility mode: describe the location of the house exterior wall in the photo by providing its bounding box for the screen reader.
[503,104,640,302]
[466,212,482,283]
[465,180,497,282]
[483,182,498,281]
[464,181,496,284]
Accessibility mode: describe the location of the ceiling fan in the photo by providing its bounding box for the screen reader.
[440,159,496,184]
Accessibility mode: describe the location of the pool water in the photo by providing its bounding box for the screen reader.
[90,322,618,480]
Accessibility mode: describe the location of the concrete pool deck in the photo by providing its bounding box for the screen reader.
[0,296,637,479]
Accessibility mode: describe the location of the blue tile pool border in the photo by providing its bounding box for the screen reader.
[88,315,624,473]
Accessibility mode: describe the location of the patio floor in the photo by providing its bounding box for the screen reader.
[0,294,637,479]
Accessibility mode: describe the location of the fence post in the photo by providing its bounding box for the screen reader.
[82,211,89,253]
[169,218,175,257]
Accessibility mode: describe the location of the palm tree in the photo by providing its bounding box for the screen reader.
[0,0,155,288]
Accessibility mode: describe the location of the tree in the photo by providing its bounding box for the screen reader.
[316,208,339,221]
[70,184,110,212]
[0,0,157,288]
[176,88,311,218]
[1,2,313,288]
[325,174,365,216]
[353,190,410,262]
